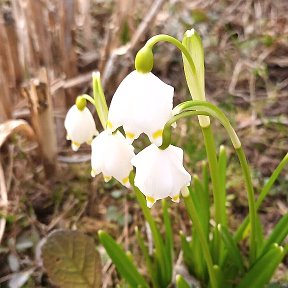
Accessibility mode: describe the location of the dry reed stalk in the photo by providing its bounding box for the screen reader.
[22,69,57,177]
[58,0,78,107]
[76,0,93,51]
[0,161,7,244]
[0,15,13,120]
[102,0,165,87]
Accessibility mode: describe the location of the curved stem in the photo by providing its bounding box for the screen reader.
[182,187,218,288]
[174,101,241,149]
[161,104,257,262]
[146,35,196,75]
[159,111,210,150]
[235,147,257,262]
[234,152,288,242]
[129,172,170,285]
[145,34,210,127]
[146,35,203,101]
[80,94,96,106]
[144,35,223,262]
[202,125,222,262]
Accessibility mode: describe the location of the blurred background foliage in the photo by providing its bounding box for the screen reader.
[0,0,287,286]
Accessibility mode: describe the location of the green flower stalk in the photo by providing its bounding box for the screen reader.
[135,31,232,263]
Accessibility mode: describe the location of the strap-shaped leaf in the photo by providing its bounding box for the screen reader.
[255,214,264,256]
[98,230,148,288]
[202,161,209,198]
[42,230,101,288]
[180,232,194,272]
[234,153,288,242]
[191,176,210,238]
[260,214,288,256]
[176,275,190,288]
[218,225,244,273]
[237,244,285,288]
[130,172,169,285]
[135,227,158,288]
[213,265,223,288]
[190,183,208,280]
[162,200,173,280]
[218,146,228,227]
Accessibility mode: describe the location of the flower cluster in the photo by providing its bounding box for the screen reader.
[64,70,191,207]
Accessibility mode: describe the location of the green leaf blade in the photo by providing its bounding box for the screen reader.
[176,275,191,288]
[162,200,173,280]
[218,145,228,227]
[260,214,288,257]
[98,230,148,288]
[218,225,244,273]
[237,244,285,288]
[180,232,194,272]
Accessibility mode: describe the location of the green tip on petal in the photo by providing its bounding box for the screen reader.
[75,96,87,111]
[135,46,154,73]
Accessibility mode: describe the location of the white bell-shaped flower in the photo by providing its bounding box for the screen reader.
[107,71,174,146]
[64,105,98,151]
[131,144,191,207]
[91,130,135,187]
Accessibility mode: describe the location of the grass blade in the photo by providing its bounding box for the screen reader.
[176,275,190,288]
[130,172,169,285]
[234,153,288,242]
[260,214,288,257]
[218,225,244,273]
[237,244,285,288]
[192,175,210,238]
[202,160,209,197]
[255,214,264,257]
[162,200,173,280]
[99,231,148,288]
[190,182,208,280]
[218,145,228,227]
[180,232,194,273]
[135,227,158,288]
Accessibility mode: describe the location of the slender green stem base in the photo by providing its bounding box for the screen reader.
[183,188,218,288]
[234,153,288,242]
[236,147,257,262]
[202,125,222,263]
[129,172,171,286]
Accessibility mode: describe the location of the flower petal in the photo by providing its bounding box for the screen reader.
[131,144,191,206]
[91,131,135,186]
[64,105,98,149]
[108,71,174,145]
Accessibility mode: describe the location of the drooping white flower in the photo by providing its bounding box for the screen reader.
[131,144,191,207]
[64,105,98,151]
[107,70,174,146]
[91,130,135,187]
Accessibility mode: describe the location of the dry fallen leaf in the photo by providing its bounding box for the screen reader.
[0,119,35,148]
[42,230,102,288]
